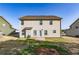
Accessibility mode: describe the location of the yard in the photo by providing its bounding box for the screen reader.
[0,36,79,55]
[45,37,79,44]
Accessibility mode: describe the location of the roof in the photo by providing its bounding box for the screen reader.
[20,16,62,20]
[70,18,79,27]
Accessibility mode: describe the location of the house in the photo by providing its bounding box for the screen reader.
[19,16,62,39]
[0,16,15,35]
[65,18,79,37]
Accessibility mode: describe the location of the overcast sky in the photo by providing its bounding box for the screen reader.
[0,3,79,30]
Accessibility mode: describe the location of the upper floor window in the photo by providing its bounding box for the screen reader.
[49,20,53,25]
[21,21,24,25]
[2,24,6,27]
[53,30,56,33]
[33,30,37,36]
[76,26,79,29]
[44,30,48,35]
[40,20,43,25]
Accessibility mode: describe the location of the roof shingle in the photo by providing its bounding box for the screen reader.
[20,16,62,20]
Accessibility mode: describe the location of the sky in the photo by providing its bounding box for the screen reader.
[0,3,79,30]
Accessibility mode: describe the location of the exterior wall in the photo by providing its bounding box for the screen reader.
[20,20,61,37]
[65,20,79,36]
[0,17,15,35]
[65,28,79,36]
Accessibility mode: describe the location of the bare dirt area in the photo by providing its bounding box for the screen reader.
[62,36,79,54]
[0,36,17,42]
[62,36,79,44]
[35,48,59,55]
[0,36,27,55]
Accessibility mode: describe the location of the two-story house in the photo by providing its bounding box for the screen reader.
[19,16,62,39]
[65,18,79,37]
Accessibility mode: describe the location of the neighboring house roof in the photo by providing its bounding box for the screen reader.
[70,18,79,27]
[20,15,62,20]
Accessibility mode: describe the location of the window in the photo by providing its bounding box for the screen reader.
[33,30,37,36]
[2,24,6,27]
[53,30,56,33]
[76,26,78,29]
[21,21,24,25]
[40,30,42,36]
[40,20,43,25]
[44,30,48,35]
[49,20,53,25]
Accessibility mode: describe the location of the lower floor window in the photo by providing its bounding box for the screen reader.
[44,30,48,35]
[53,30,56,33]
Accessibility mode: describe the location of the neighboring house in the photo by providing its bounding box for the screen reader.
[19,16,62,38]
[0,16,15,35]
[65,18,79,37]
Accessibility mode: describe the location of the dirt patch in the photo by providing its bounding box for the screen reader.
[69,48,79,54]
[0,40,27,55]
[0,36,17,42]
[35,48,59,55]
[62,36,79,44]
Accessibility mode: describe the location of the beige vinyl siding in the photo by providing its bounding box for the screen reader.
[65,19,79,36]
[20,20,61,37]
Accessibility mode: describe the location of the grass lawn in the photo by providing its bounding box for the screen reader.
[19,37,66,42]
[45,37,72,43]
[19,37,72,43]
[45,37,65,42]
